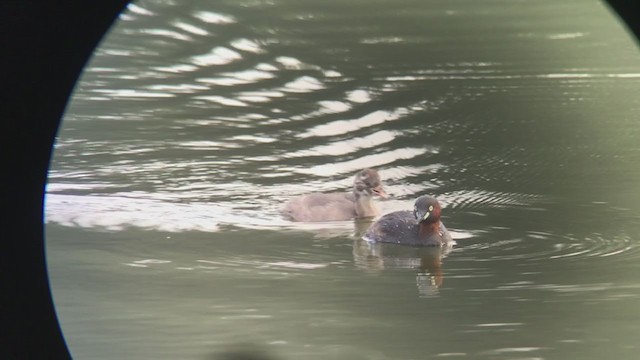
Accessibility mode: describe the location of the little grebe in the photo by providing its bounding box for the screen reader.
[282,168,388,222]
[363,195,452,246]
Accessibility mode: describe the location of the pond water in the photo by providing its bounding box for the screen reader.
[46,0,640,359]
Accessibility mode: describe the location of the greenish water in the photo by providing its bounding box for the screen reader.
[47,0,640,359]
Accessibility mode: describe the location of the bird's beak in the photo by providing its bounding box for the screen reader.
[372,185,388,199]
[422,211,431,221]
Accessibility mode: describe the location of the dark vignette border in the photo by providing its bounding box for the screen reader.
[1,2,130,358]
[604,0,640,46]
[0,1,636,359]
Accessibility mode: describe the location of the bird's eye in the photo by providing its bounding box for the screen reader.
[428,205,434,211]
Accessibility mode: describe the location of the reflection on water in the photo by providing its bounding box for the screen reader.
[208,343,280,360]
[353,240,452,297]
[46,0,640,359]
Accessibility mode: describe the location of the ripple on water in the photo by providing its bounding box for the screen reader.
[455,229,640,263]
[286,130,396,157]
[45,194,289,232]
[291,147,434,177]
[440,189,544,210]
[297,109,395,138]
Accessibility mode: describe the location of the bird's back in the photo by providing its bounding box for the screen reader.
[363,210,417,243]
[363,210,451,246]
[282,192,356,222]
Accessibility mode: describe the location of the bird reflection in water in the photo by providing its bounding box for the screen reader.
[208,343,279,360]
[352,239,452,297]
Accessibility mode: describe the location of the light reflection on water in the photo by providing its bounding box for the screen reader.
[45,0,640,359]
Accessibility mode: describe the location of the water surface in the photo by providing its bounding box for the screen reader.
[47,0,640,359]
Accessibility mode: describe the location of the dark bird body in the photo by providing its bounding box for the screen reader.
[363,196,452,247]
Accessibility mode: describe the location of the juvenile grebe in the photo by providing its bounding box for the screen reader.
[282,168,388,222]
